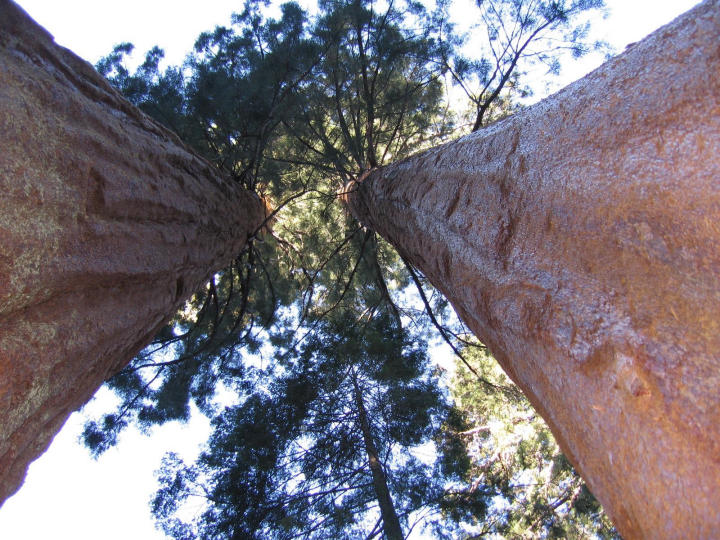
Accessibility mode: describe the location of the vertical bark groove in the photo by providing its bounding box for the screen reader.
[0,0,265,504]
[347,1,720,537]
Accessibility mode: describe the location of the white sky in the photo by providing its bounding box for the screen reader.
[0,0,702,538]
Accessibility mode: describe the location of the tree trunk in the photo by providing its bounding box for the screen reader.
[346,1,720,538]
[351,373,404,540]
[0,1,265,504]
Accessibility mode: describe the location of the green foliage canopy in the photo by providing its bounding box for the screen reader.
[82,0,613,537]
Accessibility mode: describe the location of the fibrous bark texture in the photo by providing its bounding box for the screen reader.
[347,1,720,537]
[0,1,264,504]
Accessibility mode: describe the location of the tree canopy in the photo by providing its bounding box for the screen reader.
[82,0,615,537]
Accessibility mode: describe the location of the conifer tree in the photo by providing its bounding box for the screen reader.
[151,308,458,539]
[81,0,614,536]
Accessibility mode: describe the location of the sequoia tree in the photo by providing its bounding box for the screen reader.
[0,0,264,503]
[3,0,718,538]
[345,0,720,537]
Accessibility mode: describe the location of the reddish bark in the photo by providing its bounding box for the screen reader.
[0,1,264,503]
[347,1,720,537]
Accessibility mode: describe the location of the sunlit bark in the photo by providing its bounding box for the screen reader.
[347,1,720,537]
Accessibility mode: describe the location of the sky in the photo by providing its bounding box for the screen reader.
[0,0,702,538]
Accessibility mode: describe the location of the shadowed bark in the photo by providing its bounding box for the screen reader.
[0,1,264,504]
[346,1,720,537]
